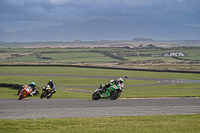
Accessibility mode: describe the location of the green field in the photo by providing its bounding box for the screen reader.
[1,47,200,72]
[125,56,183,62]
[1,47,200,64]
[0,52,120,63]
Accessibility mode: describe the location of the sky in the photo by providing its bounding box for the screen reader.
[0,0,200,32]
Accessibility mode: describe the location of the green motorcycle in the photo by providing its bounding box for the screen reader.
[92,84,124,100]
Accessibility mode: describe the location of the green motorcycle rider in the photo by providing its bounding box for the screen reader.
[92,77,124,100]
[99,77,124,94]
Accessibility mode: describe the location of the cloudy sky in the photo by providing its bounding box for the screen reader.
[0,0,200,32]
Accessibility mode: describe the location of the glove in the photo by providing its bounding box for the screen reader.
[32,90,36,95]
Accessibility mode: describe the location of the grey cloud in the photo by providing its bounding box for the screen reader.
[1,0,199,20]
[0,0,200,31]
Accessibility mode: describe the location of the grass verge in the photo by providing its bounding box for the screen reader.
[0,114,200,133]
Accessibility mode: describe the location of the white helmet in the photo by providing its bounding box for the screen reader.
[118,77,123,84]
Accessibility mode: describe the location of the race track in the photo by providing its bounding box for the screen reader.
[0,73,200,119]
[0,98,200,119]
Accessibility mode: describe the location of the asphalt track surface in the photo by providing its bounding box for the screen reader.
[0,73,200,119]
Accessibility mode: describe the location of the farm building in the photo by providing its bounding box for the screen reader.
[162,51,185,57]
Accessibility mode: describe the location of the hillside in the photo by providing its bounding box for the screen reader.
[0,19,200,42]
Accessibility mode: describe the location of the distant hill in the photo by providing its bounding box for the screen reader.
[0,19,200,42]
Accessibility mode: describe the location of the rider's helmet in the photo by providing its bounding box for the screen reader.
[117,77,123,84]
[49,79,53,85]
[30,82,35,86]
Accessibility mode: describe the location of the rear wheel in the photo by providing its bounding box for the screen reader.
[92,92,101,100]
[110,90,121,100]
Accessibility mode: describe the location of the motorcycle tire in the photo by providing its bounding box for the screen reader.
[18,93,25,100]
[110,90,121,100]
[47,94,52,99]
[92,92,101,100]
[40,92,45,99]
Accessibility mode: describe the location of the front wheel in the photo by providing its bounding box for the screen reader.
[40,92,45,99]
[92,92,101,100]
[110,90,121,100]
[18,93,25,100]
[47,94,52,99]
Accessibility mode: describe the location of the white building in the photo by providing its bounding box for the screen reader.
[163,51,185,57]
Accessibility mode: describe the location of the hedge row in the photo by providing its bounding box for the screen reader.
[0,83,39,95]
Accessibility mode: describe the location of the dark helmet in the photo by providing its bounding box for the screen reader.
[100,84,103,87]
[49,79,53,85]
